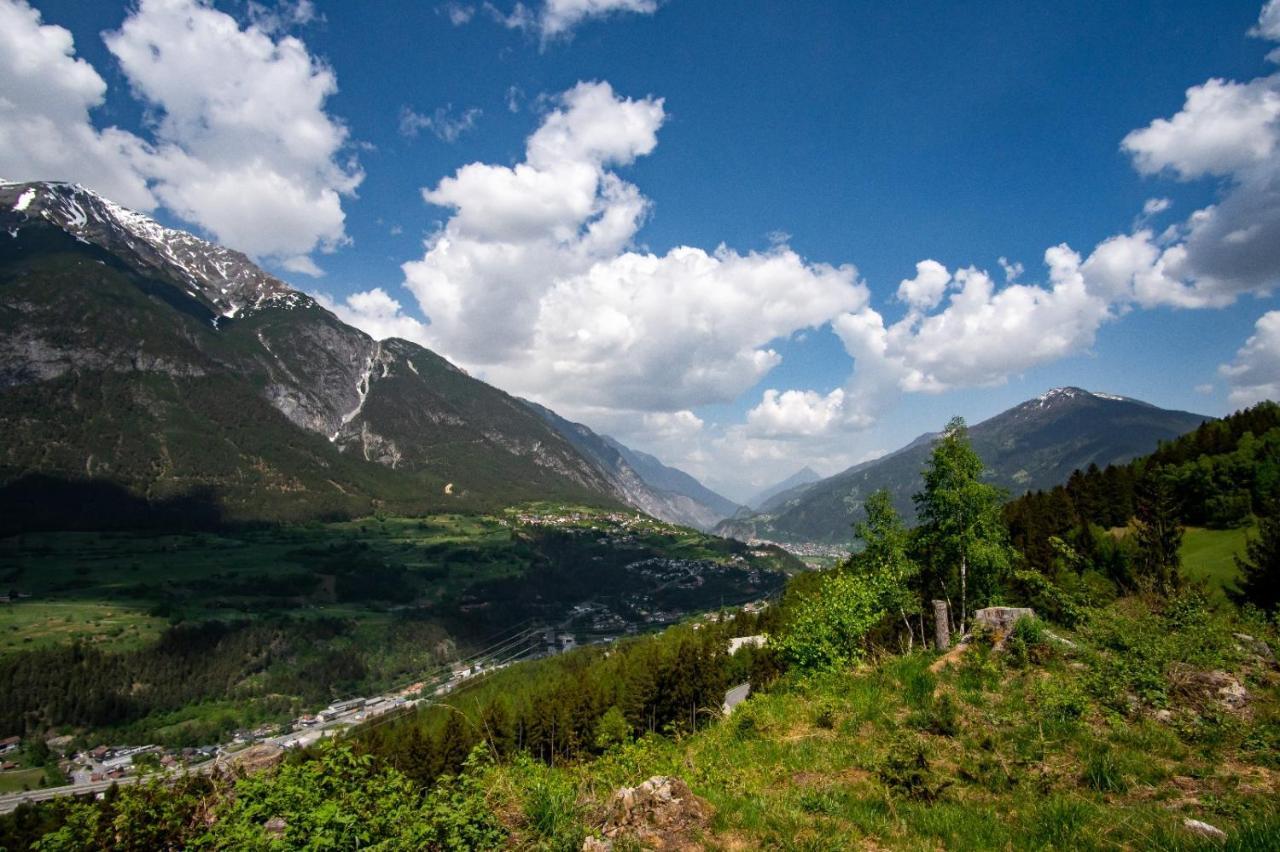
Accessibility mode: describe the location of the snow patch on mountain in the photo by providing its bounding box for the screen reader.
[1,181,307,321]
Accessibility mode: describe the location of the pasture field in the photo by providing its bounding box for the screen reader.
[1180,525,1251,600]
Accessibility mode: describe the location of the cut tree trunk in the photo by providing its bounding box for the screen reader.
[932,600,950,651]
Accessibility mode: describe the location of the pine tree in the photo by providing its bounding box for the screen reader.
[1133,473,1183,595]
[1232,507,1280,613]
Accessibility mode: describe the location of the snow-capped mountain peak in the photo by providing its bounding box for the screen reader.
[1,180,308,320]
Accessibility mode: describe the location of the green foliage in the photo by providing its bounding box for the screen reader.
[1081,746,1130,793]
[1006,402,1280,579]
[1004,615,1053,669]
[1134,473,1185,595]
[850,489,923,647]
[1233,506,1280,613]
[511,755,585,851]
[773,569,886,670]
[914,417,1014,630]
[879,735,949,802]
[593,705,631,751]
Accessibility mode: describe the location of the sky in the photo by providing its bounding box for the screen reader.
[3,0,1280,502]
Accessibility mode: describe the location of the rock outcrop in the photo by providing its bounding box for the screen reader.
[584,776,711,851]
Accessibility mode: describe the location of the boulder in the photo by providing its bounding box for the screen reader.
[264,816,288,839]
[589,776,711,851]
[1234,633,1276,665]
[1174,668,1251,714]
[1183,818,1227,841]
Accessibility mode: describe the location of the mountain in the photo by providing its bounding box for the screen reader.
[716,387,1211,544]
[747,466,823,511]
[522,400,741,530]
[0,180,632,527]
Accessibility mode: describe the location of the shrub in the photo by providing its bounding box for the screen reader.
[773,570,886,671]
[879,735,950,802]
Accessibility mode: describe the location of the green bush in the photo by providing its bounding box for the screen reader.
[773,570,886,671]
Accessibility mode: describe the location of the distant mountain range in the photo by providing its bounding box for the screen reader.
[747,466,823,512]
[0,180,736,531]
[716,388,1211,544]
[521,401,740,530]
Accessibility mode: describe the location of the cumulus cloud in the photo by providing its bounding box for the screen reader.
[316,287,433,348]
[1253,0,1280,50]
[1220,310,1280,406]
[765,2,1280,435]
[0,0,155,210]
[0,0,360,273]
[1111,51,1280,303]
[896,259,950,310]
[400,80,867,416]
[747,388,847,438]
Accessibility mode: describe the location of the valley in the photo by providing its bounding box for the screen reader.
[0,505,794,750]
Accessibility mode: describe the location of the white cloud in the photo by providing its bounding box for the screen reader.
[104,0,361,264]
[1253,0,1280,44]
[642,410,704,439]
[484,0,656,42]
[400,80,868,416]
[282,254,324,277]
[1220,310,1280,406]
[832,248,1111,413]
[441,2,476,25]
[998,256,1024,283]
[896,259,950,310]
[0,0,155,210]
[316,287,433,348]
[0,0,360,271]
[1142,197,1172,216]
[1113,67,1280,303]
[540,0,656,38]
[747,388,847,438]
[400,104,482,142]
[246,0,318,34]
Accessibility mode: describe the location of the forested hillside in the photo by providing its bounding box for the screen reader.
[1006,401,1280,574]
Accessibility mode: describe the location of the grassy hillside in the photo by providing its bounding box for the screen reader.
[1182,526,1251,600]
[486,597,1280,849]
[11,594,1277,850]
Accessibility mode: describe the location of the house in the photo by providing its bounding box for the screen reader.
[0,736,20,755]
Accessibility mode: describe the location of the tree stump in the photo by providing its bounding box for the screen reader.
[932,600,950,651]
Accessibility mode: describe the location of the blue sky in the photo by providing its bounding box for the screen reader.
[4,0,1280,500]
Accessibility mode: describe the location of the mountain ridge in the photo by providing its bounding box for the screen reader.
[0,181,638,524]
[520,400,741,530]
[716,386,1211,544]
